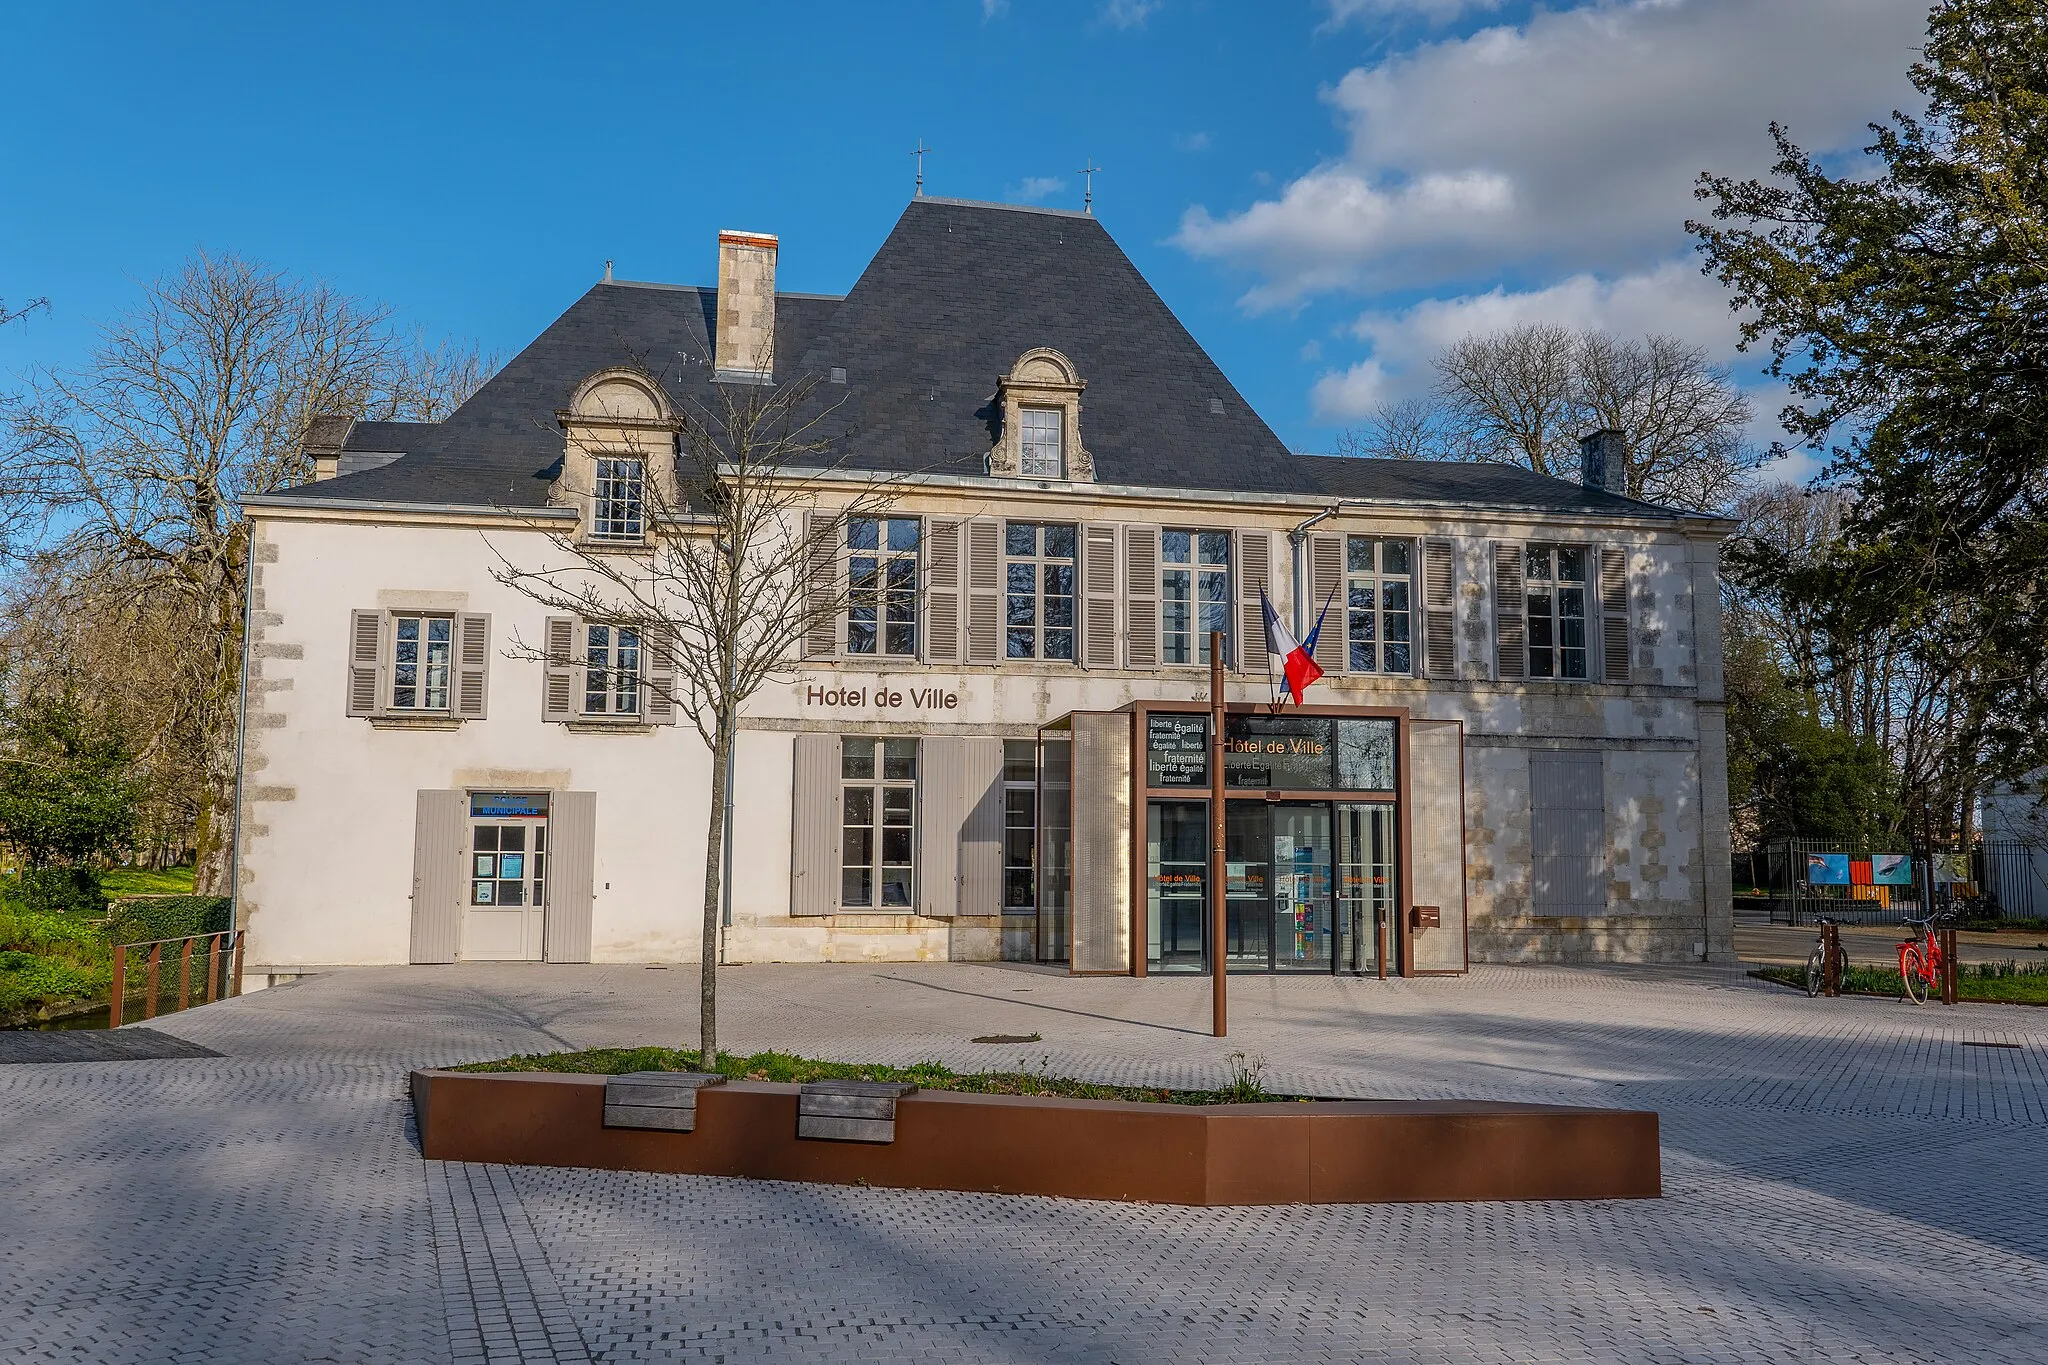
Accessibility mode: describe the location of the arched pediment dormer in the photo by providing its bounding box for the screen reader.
[553,366,683,541]
[988,347,1094,483]
[564,367,673,425]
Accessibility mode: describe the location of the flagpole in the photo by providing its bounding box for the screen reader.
[1209,630,1227,1039]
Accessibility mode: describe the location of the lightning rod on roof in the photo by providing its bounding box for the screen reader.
[1079,159,1102,214]
[912,140,931,198]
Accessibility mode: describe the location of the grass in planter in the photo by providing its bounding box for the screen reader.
[1755,958,2048,1004]
[453,1046,1298,1106]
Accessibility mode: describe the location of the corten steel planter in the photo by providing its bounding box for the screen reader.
[411,1070,1660,1206]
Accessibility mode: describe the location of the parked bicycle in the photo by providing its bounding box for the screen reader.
[1897,912,1948,1005]
[1803,917,1838,997]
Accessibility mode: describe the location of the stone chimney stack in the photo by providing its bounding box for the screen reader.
[714,230,778,382]
[304,414,355,482]
[1579,428,1628,496]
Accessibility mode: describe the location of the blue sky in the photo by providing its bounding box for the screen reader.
[1,1,1928,460]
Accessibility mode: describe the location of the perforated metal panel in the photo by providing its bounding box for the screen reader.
[1408,722,1468,970]
[1068,713,1132,973]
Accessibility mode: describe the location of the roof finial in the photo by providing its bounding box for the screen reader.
[1079,159,1101,214]
[603,259,613,284]
[912,139,931,198]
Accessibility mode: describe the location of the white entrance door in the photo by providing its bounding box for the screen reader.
[464,800,548,961]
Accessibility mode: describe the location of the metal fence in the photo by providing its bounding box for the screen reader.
[1736,837,2048,925]
[108,930,243,1024]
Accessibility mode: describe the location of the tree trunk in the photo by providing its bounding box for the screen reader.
[698,711,733,1069]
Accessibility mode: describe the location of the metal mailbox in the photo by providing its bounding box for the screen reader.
[1410,903,1442,930]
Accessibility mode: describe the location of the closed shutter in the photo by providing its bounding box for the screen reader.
[643,624,678,724]
[1530,752,1606,916]
[923,518,962,664]
[1599,545,1631,683]
[407,790,465,963]
[1309,533,1346,675]
[1493,542,1526,682]
[1235,529,1272,672]
[542,616,579,721]
[802,510,840,660]
[964,518,1002,665]
[454,612,491,718]
[916,736,965,917]
[958,738,1004,917]
[545,790,596,962]
[790,733,841,916]
[1123,524,1160,668]
[346,609,385,717]
[1421,538,1456,680]
[1080,524,1119,668]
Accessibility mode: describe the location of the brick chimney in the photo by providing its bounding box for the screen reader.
[1579,428,1628,496]
[714,230,778,382]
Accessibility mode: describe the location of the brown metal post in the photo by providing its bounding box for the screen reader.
[1823,922,1842,997]
[1209,632,1227,1039]
[144,943,161,1020]
[177,937,194,1012]
[1941,927,1958,1005]
[206,934,221,1003]
[231,931,245,998]
[109,943,126,1026]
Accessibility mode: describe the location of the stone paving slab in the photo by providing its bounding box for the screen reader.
[2,961,2046,1363]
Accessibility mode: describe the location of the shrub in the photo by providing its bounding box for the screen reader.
[13,866,110,917]
[105,895,233,945]
[0,952,105,1016]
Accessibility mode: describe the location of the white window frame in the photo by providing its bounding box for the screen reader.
[841,737,918,909]
[388,612,455,711]
[582,623,643,717]
[1161,529,1232,666]
[1525,543,1591,680]
[1002,739,1036,915]
[1344,538,1415,675]
[845,516,921,657]
[1019,407,1064,478]
[591,456,646,541]
[1003,521,1078,662]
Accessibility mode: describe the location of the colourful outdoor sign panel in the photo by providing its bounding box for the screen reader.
[1872,853,1913,885]
[1806,853,1851,885]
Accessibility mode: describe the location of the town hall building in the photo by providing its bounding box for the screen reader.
[234,196,1737,982]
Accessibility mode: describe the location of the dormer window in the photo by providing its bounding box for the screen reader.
[1020,408,1063,478]
[592,457,646,541]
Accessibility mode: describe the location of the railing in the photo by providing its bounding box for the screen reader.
[108,930,244,1024]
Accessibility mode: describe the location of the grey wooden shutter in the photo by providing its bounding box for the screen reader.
[542,616,579,722]
[964,518,1002,665]
[1421,538,1456,680]
[454,612,490,718]
[1494,542,1526,682]
[545,790,596,963]
[802,510,841,660]
[346,609,385,717]
[959,738,1003,917]
[790,733,842,916]
[1124,524,1159,668]
[1530,753,1606,916]
[1235,529,1272,672]
[916,736,965,917]
[923,517,962,664]
[1309,533,1347,675]
[1598,545,1631,683]
[1080,524,1119,669]
[643,625,678,724]
[408,790,465,964]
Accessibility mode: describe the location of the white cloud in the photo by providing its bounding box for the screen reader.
[981,0,1007,19]
[1100,0,1161,30]
[1322,0,1501,25]
[1011,176,1066,202]
[1176,131,1211,153]
[1179,0,1927,307]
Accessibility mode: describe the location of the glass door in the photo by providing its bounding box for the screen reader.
[1146,800,1208,972]
[1272,804,1334,972]
[1224,802,1272,971]
[1336,802,1398,973]
[464,793,549,961]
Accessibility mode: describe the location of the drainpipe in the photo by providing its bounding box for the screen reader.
[1287,501,1368,638]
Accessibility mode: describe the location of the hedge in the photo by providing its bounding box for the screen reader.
[105,895,234,945]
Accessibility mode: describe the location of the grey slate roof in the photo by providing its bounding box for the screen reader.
[272,197,1685,521]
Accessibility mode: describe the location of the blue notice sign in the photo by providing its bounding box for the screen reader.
[1806,853,1850,885]
[471,791,550,819]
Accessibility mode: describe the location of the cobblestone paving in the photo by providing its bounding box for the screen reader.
[3,961,2046,1363]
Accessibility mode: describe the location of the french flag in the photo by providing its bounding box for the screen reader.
[1260,586,1330,705]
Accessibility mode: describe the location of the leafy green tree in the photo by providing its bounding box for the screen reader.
[0,685,140,871]
[1690,0,2048,822]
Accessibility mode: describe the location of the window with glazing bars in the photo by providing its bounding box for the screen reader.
[1345,538,1413,673]
[842,737,917,908]
[1525,544,1589,679]
[1162,530,1231,665]
[1004,522,1077,660]
[846,516,920,656]
[390,614,453,709]
[1019,407,1063,478]
[591,457,646,539]
[583,624,642,715]
[1002,740,1036,913]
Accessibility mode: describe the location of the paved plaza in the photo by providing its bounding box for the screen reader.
[3,960,2046,1364]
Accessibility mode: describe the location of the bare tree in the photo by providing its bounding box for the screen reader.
[1,297,48,328]
[489,369,886,1067]
[1434,322,1582,476]
[1576,333,1755,509]
[1329,397,1468,461]
[0,252,493,892]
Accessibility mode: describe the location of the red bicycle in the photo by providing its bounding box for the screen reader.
[1897,914,1946,1005]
